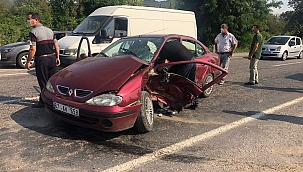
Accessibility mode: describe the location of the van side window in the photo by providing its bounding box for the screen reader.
[114,18,128,38]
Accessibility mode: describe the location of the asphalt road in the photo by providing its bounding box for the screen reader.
[0,54,303,171]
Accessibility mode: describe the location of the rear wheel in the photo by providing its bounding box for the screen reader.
[16,52,34,68]
[297,51,302,59]
[199,73,214,98]
[134,91,154,133]
[281,51,287,61]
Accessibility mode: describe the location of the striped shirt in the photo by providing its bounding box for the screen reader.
[29,24,57,57]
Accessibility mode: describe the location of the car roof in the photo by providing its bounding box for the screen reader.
[271,35,298,38]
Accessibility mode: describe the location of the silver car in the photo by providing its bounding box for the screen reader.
[0,31,71,68]
[261,36,303,61]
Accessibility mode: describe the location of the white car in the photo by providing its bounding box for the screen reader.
[261,36,303,60]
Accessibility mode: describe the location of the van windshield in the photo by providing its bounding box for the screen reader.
[266,37,290,45]
[73,16,110,34]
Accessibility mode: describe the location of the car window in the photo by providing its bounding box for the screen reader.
[196,43,206,57]
[182,40,196,54]
[296,38,301,45]
[289,38,296,46]
[182,40,206,57]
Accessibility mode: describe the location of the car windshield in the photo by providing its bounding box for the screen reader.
[73,16,109,34]
[97,37,165,63]
[266,37,290,45]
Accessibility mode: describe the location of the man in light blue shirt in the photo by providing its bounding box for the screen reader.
[215,24,238,85]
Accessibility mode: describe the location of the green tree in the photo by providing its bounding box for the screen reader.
[0,0,52,45]
[282,0,303,37]
[175,0,283,50]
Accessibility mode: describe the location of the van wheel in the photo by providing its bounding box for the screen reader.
[199,73,214,98]
[281,51,287,61]
[297,51,302,59]
[134,91,154,133]
[16,52,34,68]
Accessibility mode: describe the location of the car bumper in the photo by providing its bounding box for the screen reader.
[59,55,77,66]
[261,51,283,58]
[42,90,141,132]
[0,53,15,64]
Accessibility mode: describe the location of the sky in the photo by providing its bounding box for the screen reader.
[270,0,293,14]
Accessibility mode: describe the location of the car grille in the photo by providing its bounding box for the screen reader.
[262,48,276,51]
[59,50,64,54]
[75,89,93,98]
[57,85,69,95]
[56,85,93,98]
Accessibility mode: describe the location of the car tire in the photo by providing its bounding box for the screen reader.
[134,91,154,133]
[16,52,34,68]
[297,51,302,59]
[199,73,214,98]
[281,51,287,61]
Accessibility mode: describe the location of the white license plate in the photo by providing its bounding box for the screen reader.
[53,101,79,117]
[263,51,270,54]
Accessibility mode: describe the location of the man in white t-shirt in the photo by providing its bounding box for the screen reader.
[214,23,238,85]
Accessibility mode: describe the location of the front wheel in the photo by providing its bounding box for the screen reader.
[134,91,154,133]
[199,73,214,98]
[281,51,288,61]
[16,52,34,68]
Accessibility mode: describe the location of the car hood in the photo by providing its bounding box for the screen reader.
[50,55,147,97]
[58,36,83,50]
[262,44,286,49]
[0,41,29,49]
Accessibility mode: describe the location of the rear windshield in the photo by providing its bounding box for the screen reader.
[266,37,290,45]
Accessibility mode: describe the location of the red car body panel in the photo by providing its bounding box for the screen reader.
[42,34,227,132]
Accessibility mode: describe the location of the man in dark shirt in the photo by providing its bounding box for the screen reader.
[158,40,197,82]
[245,24,263,85]
[26,12,60,108]
[158,40,199,108]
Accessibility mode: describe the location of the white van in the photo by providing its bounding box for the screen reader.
[58,5,197,65]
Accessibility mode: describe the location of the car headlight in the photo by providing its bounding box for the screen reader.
[3,47,14,53]
[46,80,55,94]
[276,46,281,51]
[85,94,122,106]
[63,48,77,56]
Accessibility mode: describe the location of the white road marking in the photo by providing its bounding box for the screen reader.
[273,61,303,67]
[103,96,303,172]
[0,73,29,77]
[0,96,39,104]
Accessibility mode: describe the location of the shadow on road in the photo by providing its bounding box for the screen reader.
[230,81,303,94]
[223,110,303,126]
[286,73,303,82]
[9,106,141,139]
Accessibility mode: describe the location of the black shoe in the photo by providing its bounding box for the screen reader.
[244,82,255,85]
[32,102,45,108]
[255,81,258,84]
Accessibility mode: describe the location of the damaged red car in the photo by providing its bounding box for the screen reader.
[42,34,227,133]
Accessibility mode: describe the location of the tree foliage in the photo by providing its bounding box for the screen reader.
[175,0,283,50]
[282,0,303,37]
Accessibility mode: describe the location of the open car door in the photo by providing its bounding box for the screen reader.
[146,59,228,111]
